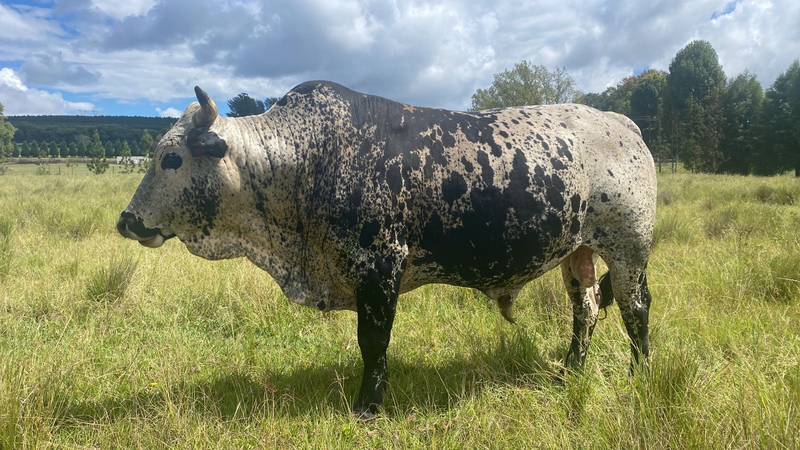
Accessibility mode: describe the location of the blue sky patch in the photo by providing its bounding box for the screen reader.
[712,1,738,20]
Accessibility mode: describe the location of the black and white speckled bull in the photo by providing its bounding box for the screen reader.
[117,81,657,418]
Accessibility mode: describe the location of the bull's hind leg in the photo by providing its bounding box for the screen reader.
[561,252,600,369]
[605,259,652,371]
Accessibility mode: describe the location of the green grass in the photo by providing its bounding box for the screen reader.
[0,169,798,448]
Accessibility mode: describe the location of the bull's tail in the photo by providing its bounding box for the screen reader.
[598,271,614,309]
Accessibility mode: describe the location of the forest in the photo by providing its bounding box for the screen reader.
[471,40,800,177]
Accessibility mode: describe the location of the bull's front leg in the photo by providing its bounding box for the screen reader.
[352,262,401,420]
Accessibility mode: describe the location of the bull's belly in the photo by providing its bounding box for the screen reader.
[400,229,576,299]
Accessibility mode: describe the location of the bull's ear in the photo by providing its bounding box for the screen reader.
[187,127,228,158]
[193,86,218,128]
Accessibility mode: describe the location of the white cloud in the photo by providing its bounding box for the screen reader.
[90,0,158,20]
[3,0,800,114]
[0,68,95,115]
[0,3,64,42]
[156,107,182,118]
[20,52,101,86]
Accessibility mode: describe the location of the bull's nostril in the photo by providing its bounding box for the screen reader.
[116,216,128,236]
[117,211,161,239]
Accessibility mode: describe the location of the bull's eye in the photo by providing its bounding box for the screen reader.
[161,153,183,171]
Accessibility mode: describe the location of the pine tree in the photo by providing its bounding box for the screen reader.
[58,140,69,160]
[139,130,154,172]
[48,141,59,158]
[27,141,39,158]
[119,141,135,173]
[86,130,108,175]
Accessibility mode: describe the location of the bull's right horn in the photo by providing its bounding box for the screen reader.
[193,86,218,128]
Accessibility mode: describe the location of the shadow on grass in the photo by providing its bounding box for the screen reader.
[53,331,568,426]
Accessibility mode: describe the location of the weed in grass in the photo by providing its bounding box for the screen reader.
[705,206,738,238]
[652,213,692,248]
[753,184,797,205]
[0,217,13,279]
[564,370,593,424]
[657,189,674,205]
[70,213,99,240]
[747,252,800,302]
[85,255,139,302]
[0,361,24,450]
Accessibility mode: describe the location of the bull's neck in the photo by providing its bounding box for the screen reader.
[231,107,339,244]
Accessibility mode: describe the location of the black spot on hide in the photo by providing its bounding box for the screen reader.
[442,172,468,207]
[359,220,380,248]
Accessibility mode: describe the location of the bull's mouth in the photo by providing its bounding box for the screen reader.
[137,233,176,248]
[116,212,175,248]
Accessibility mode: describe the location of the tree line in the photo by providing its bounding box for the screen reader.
[8,115,173,145]
[10,132,157,159]
[472,41,799,177]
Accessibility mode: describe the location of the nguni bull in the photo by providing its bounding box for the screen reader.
[117,81,656,419]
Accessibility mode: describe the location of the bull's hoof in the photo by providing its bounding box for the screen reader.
[352,407,378,422]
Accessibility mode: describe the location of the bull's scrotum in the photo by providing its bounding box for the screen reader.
[118,81,657,419]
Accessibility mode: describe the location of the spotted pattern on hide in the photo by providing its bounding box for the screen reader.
[121,81,657,410]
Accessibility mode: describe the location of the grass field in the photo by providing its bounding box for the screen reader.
[0,166,798,448]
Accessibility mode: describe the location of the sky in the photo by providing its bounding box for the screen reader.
[0,0,799,117]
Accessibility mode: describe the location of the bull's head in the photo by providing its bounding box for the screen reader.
[117,87,243,259]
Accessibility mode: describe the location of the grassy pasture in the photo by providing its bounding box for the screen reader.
[0,168,798,448]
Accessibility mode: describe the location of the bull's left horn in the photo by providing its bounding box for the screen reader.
[193,86,218,128]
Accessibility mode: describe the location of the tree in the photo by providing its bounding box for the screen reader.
[74,134,91,148]
[48,141,60,158]
[27,141,40,158]
[719,71,763,174]
[68,142,78,157]
[665,40,726,172]
[119,141,135,174]
[66,156,77,174]
[605,76,641,115]
[760,60,800,176]
[113,140,123,158]
[86,130,108,175]
[471,61,581,110]
[227,93,267,117]
[0,102,15,174]
[140,130,153,155]
[139,130,154,172]
[630,70,669,169]
[130,140,142,157]
[21,141,32,158]
[103,141,114,160]
[58,140,69,159]
[264,97,280,111]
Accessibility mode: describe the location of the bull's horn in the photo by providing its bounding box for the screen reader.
[193,86,218,128]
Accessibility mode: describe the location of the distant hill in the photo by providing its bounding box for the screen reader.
[9,115,175,144]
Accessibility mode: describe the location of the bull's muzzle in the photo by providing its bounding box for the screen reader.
[116,211,173,248]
